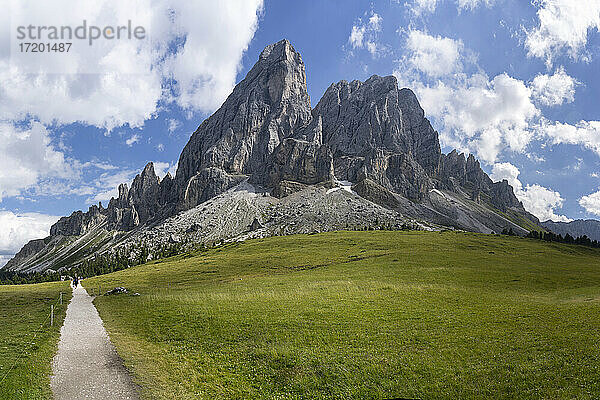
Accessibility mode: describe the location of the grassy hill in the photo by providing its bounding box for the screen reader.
[81,231,600,399]
[0,281,71,399]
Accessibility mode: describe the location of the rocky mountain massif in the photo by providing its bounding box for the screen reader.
[5,39,542,273]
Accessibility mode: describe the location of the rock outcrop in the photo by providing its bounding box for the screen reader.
[4,238,51,270]
[51,206,105,236]
[173,39,325,208]
[313,76,440,201]
[437,150,528,214]
[49,162,174,236]
[262,138,335,197]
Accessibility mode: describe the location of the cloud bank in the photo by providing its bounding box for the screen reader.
[0,211,60,267]
[1,0,264,130]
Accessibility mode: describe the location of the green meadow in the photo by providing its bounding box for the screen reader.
[81,231,600,399]
[0,281,71,399]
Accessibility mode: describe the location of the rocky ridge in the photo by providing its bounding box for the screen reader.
[5,39,541,273]
[541,219,600,242]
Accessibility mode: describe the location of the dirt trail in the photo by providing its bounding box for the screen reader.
[51,284,139,400]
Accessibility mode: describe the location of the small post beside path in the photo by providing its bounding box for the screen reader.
[51,305,54,327]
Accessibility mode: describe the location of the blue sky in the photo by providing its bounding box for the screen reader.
[1,0,600,264]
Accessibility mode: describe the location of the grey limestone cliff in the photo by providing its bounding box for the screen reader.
[174,39,322,208]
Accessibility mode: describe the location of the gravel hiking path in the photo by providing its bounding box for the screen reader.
[51,284,139,400]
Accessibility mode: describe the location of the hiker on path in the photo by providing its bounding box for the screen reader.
[73,276,78,289]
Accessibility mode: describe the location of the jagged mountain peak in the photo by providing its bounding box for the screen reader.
[363,74,398,92]
[162,172,173,182]
[248,38,310,107]
[174,39,314,209]
[131,162,159,189]
[259,39,297,63]
[315,73,442,188]
[332,74,398,93]
[118,183,128,198]
[444,150,479,166]
[142,161,157,175]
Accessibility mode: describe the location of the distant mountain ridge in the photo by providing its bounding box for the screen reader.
[541,220,600,242]
[4,39,542,273]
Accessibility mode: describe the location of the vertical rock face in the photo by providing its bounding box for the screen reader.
[439,150,492,191]
[262,138,335,197]
[158,173,176,205]
[313,75,441,200]
[174,39,315,208]
[315,76,407,156]
[490,180,523,211]
[50,207,106,236]
[398,88,442,177]
[128,163,161,223]
[106,162,179,230]
[314,76,441,172]
[437,150,524,212]
[180,168,246,210]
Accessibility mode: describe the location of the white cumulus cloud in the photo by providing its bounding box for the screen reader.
[531,67,578,106]
[348,11,383,57]
[525,0,600,64]
[167,118,182,134]
[0,122,79,201]
[0,0,264,131]
[396,56,538,163]
[539,119,600,156]
[0,211,60,267]
[394,30,599,164]
[405,30,464,78]
[411,0,440,14]
[579,190,600,216]
[519,184,571,223]
[349,25,366,49]
[457,0,496,10]
[490,162,522,190]
[161,0,264,112]
[410,0,496,14]
[125,134,140,147]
